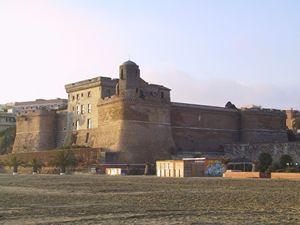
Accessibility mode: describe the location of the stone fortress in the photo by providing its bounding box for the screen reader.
[12,60,297,163]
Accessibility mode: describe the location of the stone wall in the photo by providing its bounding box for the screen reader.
[240,109,287,143]
[171,103,240,152]
[12,109,68,153]
[96,98,174,163]
[13,110,57,153]
[224,142,300,162]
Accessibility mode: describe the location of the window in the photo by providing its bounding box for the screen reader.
[87,104,91,113]
[85,133,90,143]
[76,94,79,100]
[120,69,124,79]
[87,119,92,129]
[76,105,80,115]
[87,91,91,97]
[81,93,84,97]
[160,92,164,99]
[81,105,85,114]
[72,96,75,101]
[76,120,80,130]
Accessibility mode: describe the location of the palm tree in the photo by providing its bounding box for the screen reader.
[6,155,23,175]
[28,157,44,174]
[50,150,77,175]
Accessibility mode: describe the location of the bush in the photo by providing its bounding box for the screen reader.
[286,167,297,173]
[279,155,293,169]
[49,150,77,174]
[258,152,273,172]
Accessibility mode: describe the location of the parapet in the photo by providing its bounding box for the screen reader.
[65,76,118,93]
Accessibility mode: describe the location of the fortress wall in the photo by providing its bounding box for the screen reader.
[224,142,300,162]
[12,110,56,153]
[118,101,174,163]
[240,110,287,143]
[95,99,124,151]
[55,110,68,147]
[96,99,174,163]
[72,128,99,147]
[170,103,240,152]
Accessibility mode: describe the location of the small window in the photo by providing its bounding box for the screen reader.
[76,94,79,100]
[160,92,164,99]
[87,119,92,129]
[136,88,139,93]
[72,96,75,101]
[76,105,80,115]
[87,104,91,113]
[81,93,84,97]
[76,120,80,130]
[85,133,90,143]
[88,91,91,97]
[120,69,124,79]
[81,105,85,114]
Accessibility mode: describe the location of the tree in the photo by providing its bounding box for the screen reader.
[28,157,44,174]
[279,154,293,169]
[258,152,272,172]
[6,155,23,174]
[221,157,231,172]
[50,150,77,174]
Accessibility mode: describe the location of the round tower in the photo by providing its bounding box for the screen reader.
[118,60,140,96]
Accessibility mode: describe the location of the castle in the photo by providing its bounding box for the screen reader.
[12,60,289,163]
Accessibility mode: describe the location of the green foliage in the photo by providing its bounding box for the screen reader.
[28,157,44,173]
[285,167,297,173]
[49,150,77,173]
[279,154,293,169]
[258,152,273,172]
[5,155,23,173]
[0,127,16,155]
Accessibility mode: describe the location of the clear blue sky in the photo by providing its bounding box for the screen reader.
[1,0,299,109]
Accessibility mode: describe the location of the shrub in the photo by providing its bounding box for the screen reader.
[279,155,293,169]
[5,156,23,173]
[49,150,77,174]
[258,152,273,172]
[27,157,44,173]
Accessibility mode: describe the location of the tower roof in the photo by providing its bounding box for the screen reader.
[122,60,137,66]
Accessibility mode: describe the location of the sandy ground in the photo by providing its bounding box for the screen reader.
[0,174,299,225]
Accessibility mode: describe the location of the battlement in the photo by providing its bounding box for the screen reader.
[16,109,57,117]
[65,76,118,93]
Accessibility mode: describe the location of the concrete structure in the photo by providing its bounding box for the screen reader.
[271,172,300,180]
[13,98,67,113]
[12,60,292,163]
[223,171,267,179]
[156,158,223,177]
[0,112,16,132]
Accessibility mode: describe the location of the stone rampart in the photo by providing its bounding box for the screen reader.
[224,142,300,162]
[171,103,240,152]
